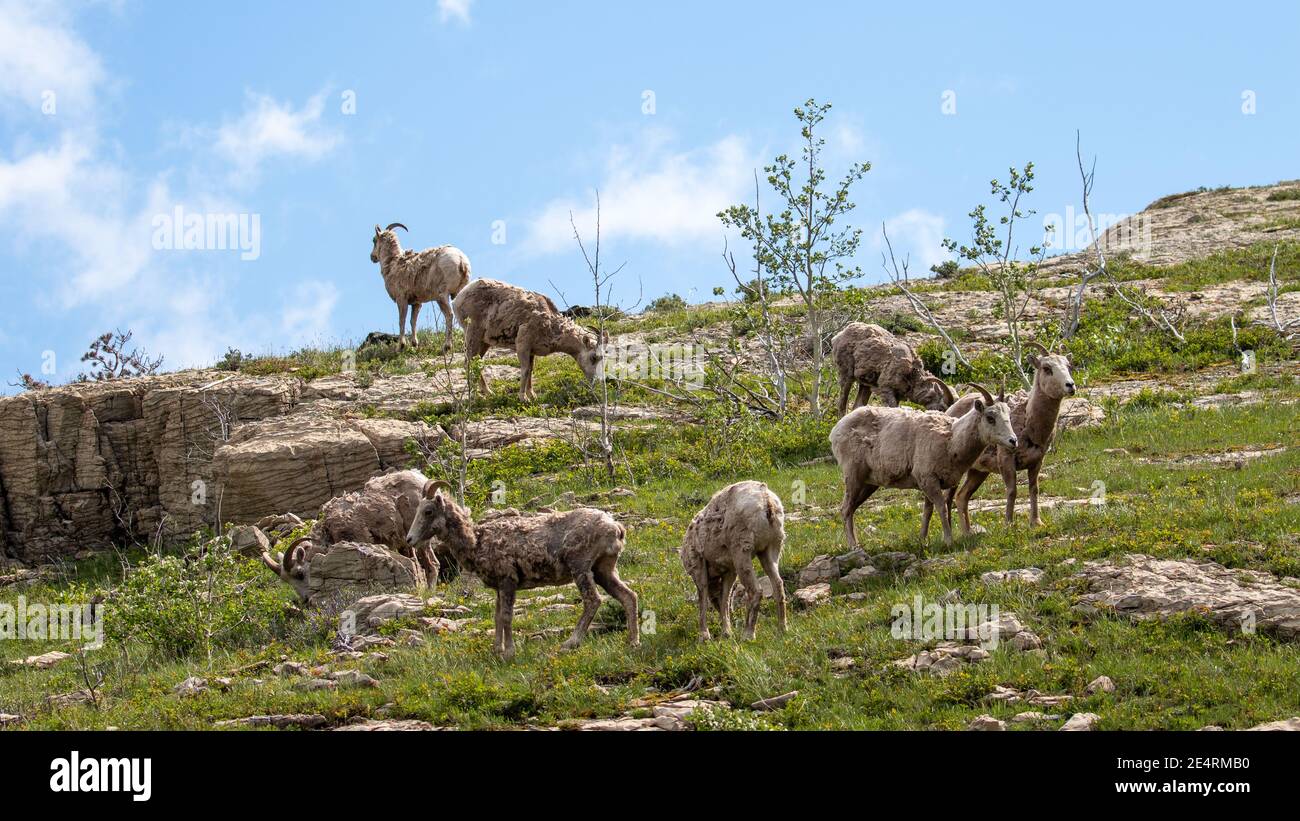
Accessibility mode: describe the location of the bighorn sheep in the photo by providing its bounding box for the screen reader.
[680,481,786,641]
[370,223,472,352]
[259,470,441,601]
[830,384,1017,549]
[452,278,607,401]
[406,481,638,659]
[831,322,955,415]
[945,342,1077,532]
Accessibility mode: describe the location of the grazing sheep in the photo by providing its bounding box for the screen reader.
[406,481,638,659]
[259,470,440,601]
[945,342,1077,532]
[830,384,1017,549]
[452,278,607,401]
[370,223,472,352]
[831,322,955,415]
[680,481,786,641]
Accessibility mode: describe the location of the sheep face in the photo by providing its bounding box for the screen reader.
[279,543,313,602]
[406,489,451,546]
[576,331,608,381]
[369,226,390,263]
[974,399,1018,449]
[1029,353,1076,398]
[912,378,953,411]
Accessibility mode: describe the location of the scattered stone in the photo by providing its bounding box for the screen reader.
[1012,711,1062,723]
[335,719,442,731]
[793,583,831,607]
[1073,554,1300,639]
[968,714,1006,731]
[750,691,798,711]
[835,549,871,573]
[45,690,95,708]
[273,662,309,677]
[981,567,1045,586]
[841,566,882,587]
[1086,675,1116,695]
[798,555,840,587]
[227,525,272,559]
[173,677,210,697]
[893,643,989,676]
[0,713,24,726]
[10,651,71,669]
[344,593,426,633]
[216,714,329,730]
[986,686,1073,708]
[1060,712,1100,731]
[1247,717,1300,731]
[1009,630,1043,651]
[830,657,857,671]
[297,678,338,692]
[329,670,380,688]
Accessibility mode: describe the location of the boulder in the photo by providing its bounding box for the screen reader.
[793,583,831,607]
[305,543,425,601]
[797,555,840,587]
[1060,712,1100,731]
[227,525,271,559]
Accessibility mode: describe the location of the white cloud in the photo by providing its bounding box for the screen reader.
[281,281,341,346]
[214,91,340,184]
[523,133,760,255]
[879,208,950,274]
[437,0,474,25]
[0,0,104,115]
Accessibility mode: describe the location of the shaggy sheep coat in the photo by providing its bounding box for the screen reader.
[830,396,1016,548]
[680,481,786,640]
[945,351,1077,531]
[452,278,606,400]
[831,322,954,414]
[371,227,471,351]
[406,486,638,659]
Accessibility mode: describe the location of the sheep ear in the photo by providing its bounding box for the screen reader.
[973,399,985,413]
[374,224,381,235]
[1027,354,1040,369]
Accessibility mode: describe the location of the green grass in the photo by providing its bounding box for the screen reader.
[4,390,1298,730]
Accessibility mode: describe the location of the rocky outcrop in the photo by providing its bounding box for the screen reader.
[304,544,425,602]
[1072,554,1300,639]
[0,370,443,563]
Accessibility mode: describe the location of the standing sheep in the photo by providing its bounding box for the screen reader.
[830,384,1017,549]
[370,223,472,352]
[831,322,955,415]
[406,481,638,659]
[452,278,607,401]
[945,342,1077,532]
[680,481,787,641]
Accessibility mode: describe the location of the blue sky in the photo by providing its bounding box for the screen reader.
[1,0,1297,390]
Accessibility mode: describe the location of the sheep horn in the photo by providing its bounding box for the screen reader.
[258,550,281,574]
[384,223,408,233]
[279,536,313,575]
[964,383,995,405]
[1023,341,1050,357]
[928,375,955,406]
[423,479,453,499]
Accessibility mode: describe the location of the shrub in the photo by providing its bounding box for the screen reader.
[647,293,689,314]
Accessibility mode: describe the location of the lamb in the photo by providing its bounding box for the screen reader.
[259,470,441,601]
[830,384,1017,549]
[406,481,638,659]
[831,322,955,415]
[680,481,787,641]
[370,223,472,352]
[452,278,607,401]
[945,342,1077,532]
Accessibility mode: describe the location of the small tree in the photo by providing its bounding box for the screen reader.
[78,329,164,382]
[943,164,1045,386]
[719,99,869,415]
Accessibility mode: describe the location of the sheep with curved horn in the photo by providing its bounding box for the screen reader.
[830,381,1017,549]
[831,322,956,415]
[370,222,472,352]
[946,340,1078,532]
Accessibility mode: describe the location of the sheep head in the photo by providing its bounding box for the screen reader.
[370,222,407,263]
[964,383,1018,449]
[575,329,609,382]
[1024,342,1076,398]
[912,375,956,410]
[260,536,315,602]
[407,480,455,545]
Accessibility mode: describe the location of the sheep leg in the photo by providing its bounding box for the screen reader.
[878,387,898,408]
[758,550,786,633]
[518,348,535,402]
[854,381,872,410]
[436,294,455,353]
[594,557,639,648]
[495,585,517,660]
[397,301,409,348]
[920,497,934,543]
[1000,454,1018,525]
[561,571,602,650]
[954,469,989,534]
[417,544,440,592]
[409,302,422,348]
[734,550,763,640]
[716,571,737,638]
[464,331,490,396]
[837,374,853,415]
[841,478,877,550]
[1026,460,1042,527]
[693,565,713,641]
[919,481,951,548]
